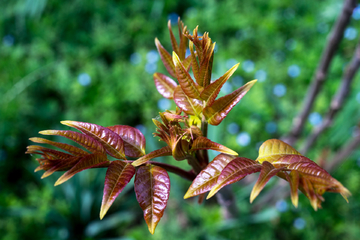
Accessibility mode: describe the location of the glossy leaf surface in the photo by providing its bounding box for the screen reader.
[134,165,170,234]
[155,38,176,78]
[153,73,177,99]
[190,136,238,156]
[250,161,285,203]
[39,130,105,154]
[189,41,200,85]
[100,161,136,219]
[200,63,239,106]
[61,121,126,159]
[203,80,256,125]
[168,20,179,56]
[55,153,109,186]
[184,154,235,199]
[256,139,301,163]
[173,52,201,99]
[29,137,89,156]
[132,146,171,167]
[207,157,262,199]
[173,85,203,116]
[107,125,146,158]
[283,171,300,207]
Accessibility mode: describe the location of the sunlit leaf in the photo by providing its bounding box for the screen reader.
[39,130,105,154]
[155,38,176,78]
[256,139,302,163]
[132,146,171,167]
[283,171,300,208]
[153,73,177,99]
[177,18,188,60]
[29,137,89,156]
[200,63,239,106]
[168,20,179,56]
[189,41,200,85]
[301,177,321,211]
[198,42,215,87]
[107,125,146,158]
[173,85,203,116]
[184,154,236,199]
[183,55,192,71]
[203,80,256,125]
[134,164,170,234]
[173,52,201,99]
[61,121,126,159]
[207,157,262,199]
[190,136,238,156]
[250,161,285,203]
[100,161,136,219]
[54,153,109,186]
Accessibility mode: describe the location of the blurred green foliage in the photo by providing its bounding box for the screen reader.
[1,0,360,239]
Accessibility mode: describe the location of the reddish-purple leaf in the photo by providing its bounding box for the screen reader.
[155,38,176,78]
[283,170,300,208]
[41,157,80,179]
[198,42,215,88]
[107,125,146,158]
[54,153,109,186]
[200,63,239,106]
[39,130,105,154]
[26,145,74,160]
[250,161,286,203]
[256,139,302,164]
[173,85,203,116]
[207,157,262,199]
[173,52,201,99]
[134,165,170,234]
[100,161,136,219]
[301,177,321,211]
[29,137,89,156]
[183,55,192,71]
[189,41,200,85]
[153,73,177,99]
[177,19,188,60]
[61,121,126,159]
[168,20,179,56]
[184,154,236,199]
[190,136,238,156]
[132,146,172,167]
[203,80,256,125]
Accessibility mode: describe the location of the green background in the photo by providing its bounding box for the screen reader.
[1,0,360,239]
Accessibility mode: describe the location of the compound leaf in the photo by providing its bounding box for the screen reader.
[61,121,126,159]
[153,73,177,99]
[107,125,146,158]
[100,161,136,219]
[207,157,262,199]
[184,154,236,199]
[190,136,238,156]
[203,80,256,125]
[134,165,170,234]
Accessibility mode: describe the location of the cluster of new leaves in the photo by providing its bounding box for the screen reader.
[184,139,350,211]
[27,19,350,235]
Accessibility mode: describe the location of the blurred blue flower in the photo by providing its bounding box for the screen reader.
[226,58,238,69]
[185,48,191,58]
[236,132,251,146]
[288,65,300,78]
[255,69,267,82]
[145,62,157,74]
[266,122,277,133]
[3,35,14,47]
[227,123,239,134]
[146,50,159,63]
[78,73,91,86]
[276,200,288,212]
[293,218,306,230]
[344,27,357,40]
[242,60,255,72]
[157,98,171,111]
[273,84,286,97]
[220,82,233,94]
[308,112,322,126]
[136,124,147,135]
[168,13,179,24]
[130,52,141,65]
[232,76,244,87]
[352,6,360,20]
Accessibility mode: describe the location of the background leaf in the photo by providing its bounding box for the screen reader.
[134,165,170,234]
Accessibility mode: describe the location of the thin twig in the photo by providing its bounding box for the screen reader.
[283,0,357,146]
[148,161,197,181]
[301,38,360,154]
